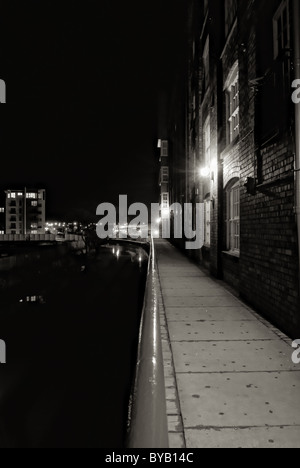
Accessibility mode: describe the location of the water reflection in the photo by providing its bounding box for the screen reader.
[102,243,149,267]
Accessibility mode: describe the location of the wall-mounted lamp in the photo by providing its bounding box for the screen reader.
[244,177,256,195]
[200,167,210,178]
[200,166,215,181]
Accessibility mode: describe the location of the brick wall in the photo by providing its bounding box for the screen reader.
[238,1,300,338]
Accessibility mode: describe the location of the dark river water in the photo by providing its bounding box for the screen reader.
[0,243,148,448]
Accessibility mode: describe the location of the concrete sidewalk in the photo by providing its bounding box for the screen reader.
[155,240,300,449]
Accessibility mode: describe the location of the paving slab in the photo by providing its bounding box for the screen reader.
[177,372,300,428]
[162,288,233,298]
[185,426,300,449]
[171,340,298,373]
[165,307,256,322]
[163,296,244,308]
[168,320,277,342]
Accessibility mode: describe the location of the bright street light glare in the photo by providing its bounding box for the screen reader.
[200,167,210,178]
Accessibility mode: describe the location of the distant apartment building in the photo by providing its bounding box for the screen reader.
[159,0,300,338]
[5,189,46,235]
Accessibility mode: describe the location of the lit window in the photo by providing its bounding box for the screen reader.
[273,0,290,59]
[10,193,16,199]
[26,193,37,199]
[0,231,4,235]
[31,230,38,235]
[17,193,23,197]
[0,208,4,213]
[161,141,169,158]
[161,167,169,184]
[225,62,239,144]
[31,224,38,229]
[227,181,240,253]
[161,192,169,210]
[204,116,211,168]
[204,197,211,247]
[31,201,38,207]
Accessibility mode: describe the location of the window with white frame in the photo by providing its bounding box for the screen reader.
[273,0,290,59]
[227,181,240,253]
[204,197,211,247]
[204,116,211,168]
[226,63,239,144]
[161,167,169,184]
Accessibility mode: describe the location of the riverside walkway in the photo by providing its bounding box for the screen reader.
[155,240,300,449]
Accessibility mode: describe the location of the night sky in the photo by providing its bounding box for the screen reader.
[0,1,187,220]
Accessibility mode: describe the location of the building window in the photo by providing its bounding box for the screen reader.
[161,141,169,158]
[31,230,38,235]
[31,201,38,207]
[273,1,290,59]
[225,0,237,36]
[204,197,211,247]
[225,62,239,144]
[226,181,240,253]
[0,231,4,235]
[273,0,291,93]
[203,37,209,92]
[0,208,4,213]
[161,192,169,210]
[161,167,169,184]
[26,193,37,199]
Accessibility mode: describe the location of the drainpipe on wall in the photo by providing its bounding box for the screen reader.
[293,0,300,293]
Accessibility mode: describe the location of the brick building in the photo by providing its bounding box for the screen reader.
[160,0,300,338]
